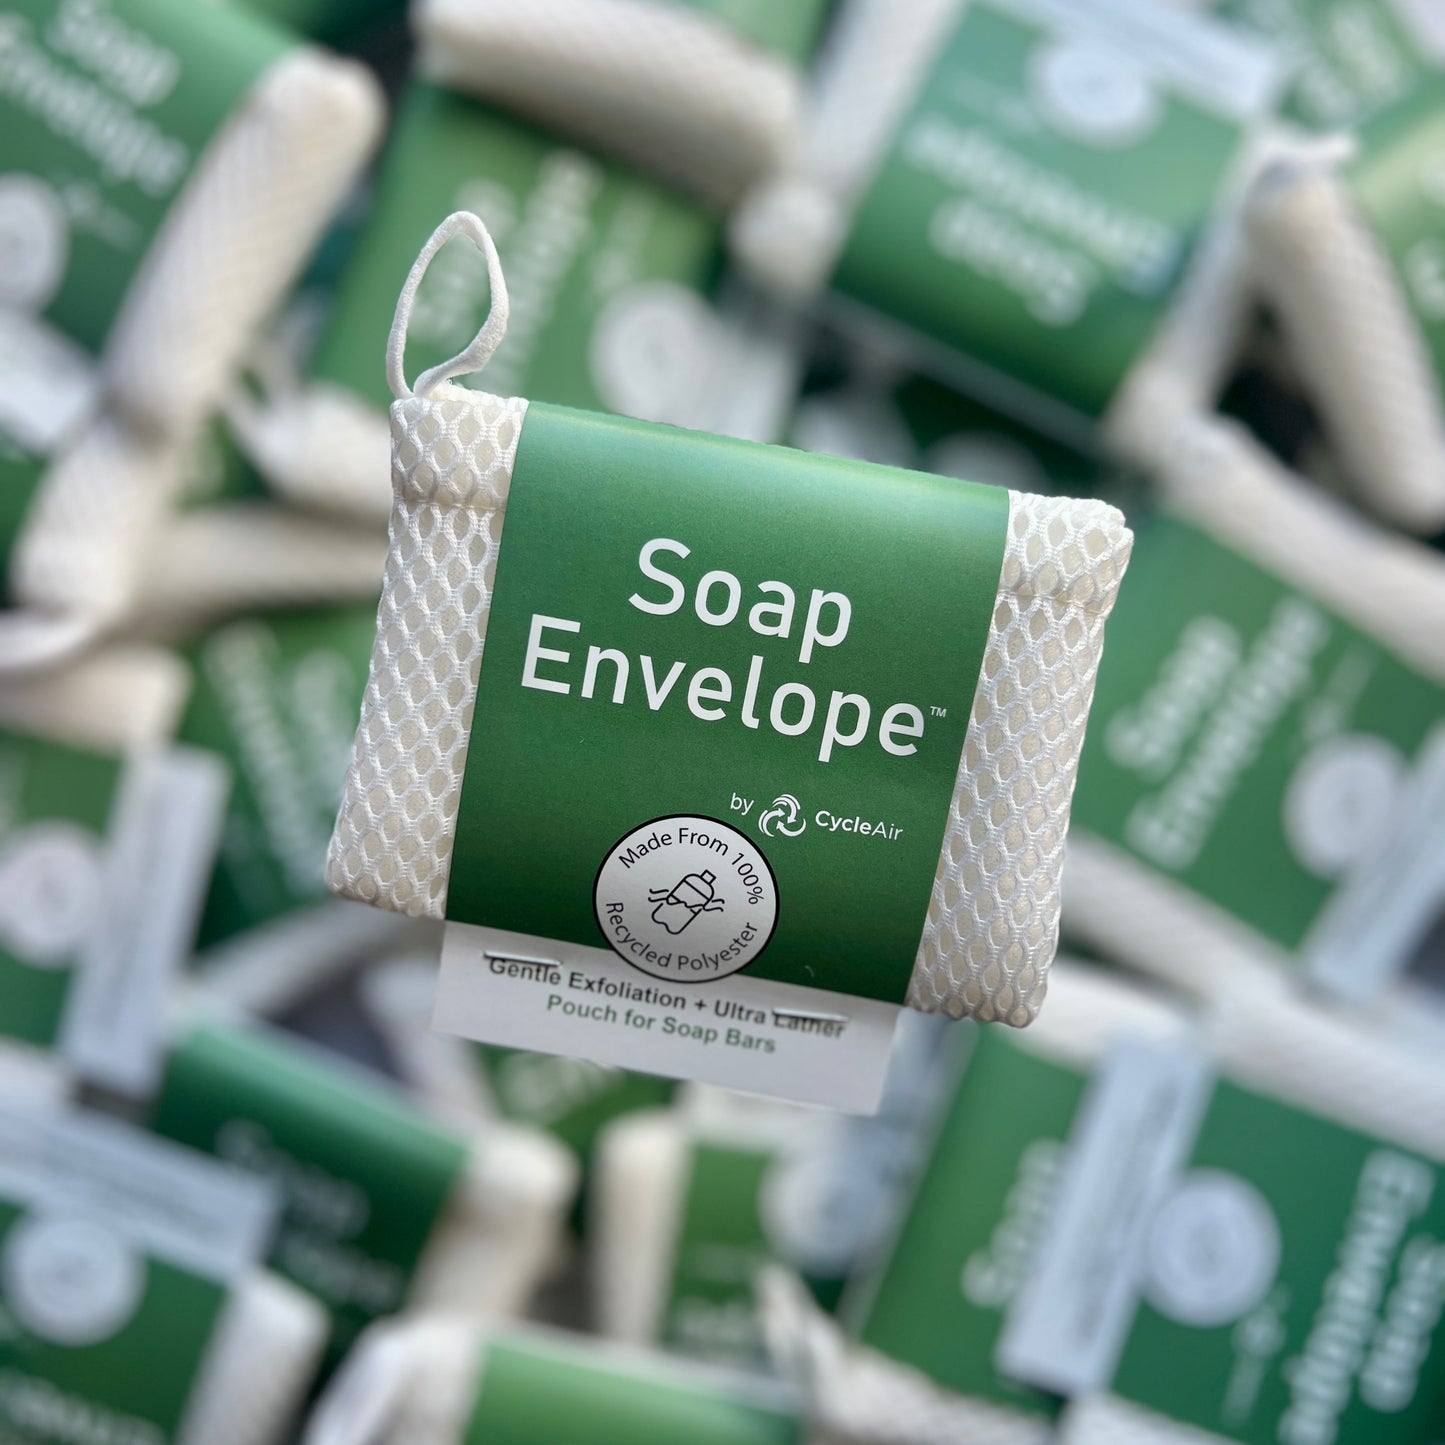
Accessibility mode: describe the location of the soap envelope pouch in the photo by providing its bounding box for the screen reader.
[327,217,1133,1110]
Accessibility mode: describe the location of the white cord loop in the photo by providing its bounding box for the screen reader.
[386,212,510,402]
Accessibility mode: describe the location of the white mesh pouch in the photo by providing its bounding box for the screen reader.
[730,0,1285,470]
[1063,413,1445,1002]
[307,1318,812,1445]
[1246,151,1445,534]
[410,0,801,207]
[133,503,387,636]
[179,1269,330,1445]
[3,45,384,658]
[101,48,385,440]
[408,1118,578,1319]
[325,214,1133,1026]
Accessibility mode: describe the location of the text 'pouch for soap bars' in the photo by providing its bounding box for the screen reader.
[728,0,1293,470]
[326,214,1133,1110]
[1247,79,1445,533]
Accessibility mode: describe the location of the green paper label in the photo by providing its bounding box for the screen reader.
[151,1022,467,1360]
[662,1141,776,1368]
[0,1202,227,1444]
[1348,78,1445,385]
[463,1336,802,1445]
[449,403,1008,1004]
[1115,1080,1445,1444]
[1211,0,1440,130]
[834,0,1275,425]
[1071,512,1445,953]
[0,727,120,1050]
[0,0,287,359]
[1002,1042,1445,1443]
[312,84,722,422]
[178,603,377,949]
[854,1029,1067,1418]
[667,0,833,63]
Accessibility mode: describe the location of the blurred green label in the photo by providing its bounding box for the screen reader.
[463,1335,802,1444]
[152,1021,466,1362]
[1348,77,1445,382]
[0,728,123,1050]
[178,603,377,949]
[857,1029,1069,1417]
[311,84,722,422]
[0,0,287,357]
[1213,0,1440,130]
[667,0,833,62]
[1073,513,1445,954]
[0,1200,226,1443]
[835,0,1275,424]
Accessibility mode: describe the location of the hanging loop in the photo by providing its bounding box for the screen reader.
[386,212,509,401]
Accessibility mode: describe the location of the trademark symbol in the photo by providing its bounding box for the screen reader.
[930,706,948,718]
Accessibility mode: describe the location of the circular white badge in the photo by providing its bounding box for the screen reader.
[1030,39,1161,148]
[1144,1170,1280,1328]
[3,1215,144,1345]
[1282,734,1406,878]
[0,175,69,311]
[594,815,777,984]
[0,823,106,967]
[589,282,717,427]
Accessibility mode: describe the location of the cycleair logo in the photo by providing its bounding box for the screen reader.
[594,816,778,984]
[759,794,806,838]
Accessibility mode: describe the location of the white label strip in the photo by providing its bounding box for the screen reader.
[0,1105,277,1281]
[0,313,101,456]
[995,1041,1215,1396]
[436,922,902,1114]
[61,747,230,1097]
[1387,0,1445,63]
[1304,726,1445,1003]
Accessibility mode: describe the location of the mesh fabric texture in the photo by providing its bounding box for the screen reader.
[413,0,798,206]
[328,391,1130,1023]
[104,49,384,439]
[7,49,382,647]
[760,1269,1052,1445]
[180,1271,328,1445]
[327,387,529,917]
[1247,161,1445,533]
[135,504,386,632]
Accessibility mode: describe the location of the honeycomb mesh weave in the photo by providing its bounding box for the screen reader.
[327,387,529,917]
[327,393,1131,1023]
[910,492,1132,1024]
[1246,163,1445,533]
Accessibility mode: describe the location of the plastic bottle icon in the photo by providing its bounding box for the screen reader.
[647,870,726,935]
